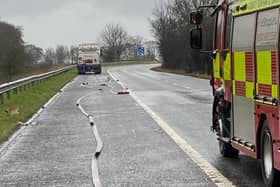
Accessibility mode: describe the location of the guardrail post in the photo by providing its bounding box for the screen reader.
[13,88,17,94]
[7,91,10,99]
[0,94,3,104]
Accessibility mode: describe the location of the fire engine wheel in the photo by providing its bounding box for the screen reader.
[260,122,280,187]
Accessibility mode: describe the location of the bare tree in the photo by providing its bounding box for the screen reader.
[144,41,157,59]
[132,36,143,48]
[70,46,78,64]
[55,45,67,64]
[45,48,56,64]
[100,23,128,62]
[122,35,144,60]
[24,44,43,66]
[0,21,25,82]
[150,0,214,74]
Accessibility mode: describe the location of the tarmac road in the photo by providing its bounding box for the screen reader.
[0,64,264,186]
[108,64,264,187]
[0,66,214,186]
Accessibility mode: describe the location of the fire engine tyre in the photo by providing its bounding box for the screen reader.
[260,122,280,187]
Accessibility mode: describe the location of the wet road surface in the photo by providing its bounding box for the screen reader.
[0,68,217,186]
[108,64,264,187]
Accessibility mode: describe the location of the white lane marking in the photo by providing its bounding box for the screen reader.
[108,70,235,187]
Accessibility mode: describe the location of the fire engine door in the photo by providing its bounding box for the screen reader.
[212,10,223,91]
[232,13,257,144]
[213,5,232,102]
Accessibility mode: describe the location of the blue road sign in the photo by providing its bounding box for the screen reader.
[137,47,145,56]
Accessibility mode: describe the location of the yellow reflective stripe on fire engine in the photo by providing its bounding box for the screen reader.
[256,84,278,97]
[233,0,280,16]
[224,53,231,81]
[233,51,255,99]
[272,84,278,98]
[234,52,246,81]
[232,80,255,99]
[232,80,236,95]
[256,51,278,97]
[257,51,271,84]
[213,53,220,79]
[232,81,254,98]
[246,82,254,98]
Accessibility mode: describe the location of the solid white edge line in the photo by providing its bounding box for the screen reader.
[107,70,235,187]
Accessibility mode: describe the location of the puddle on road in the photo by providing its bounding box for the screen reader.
[175,90,212,104]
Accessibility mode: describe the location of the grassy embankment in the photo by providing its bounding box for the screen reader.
[151,66,210,79]
[0,68,77,144]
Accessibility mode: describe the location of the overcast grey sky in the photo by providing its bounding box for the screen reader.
[0,0,166,49]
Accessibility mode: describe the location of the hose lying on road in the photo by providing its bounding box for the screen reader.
[76,89,103,187]
[80,76,126,95]
[77,75,130,187]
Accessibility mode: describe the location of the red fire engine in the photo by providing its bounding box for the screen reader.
[190,0,280,186]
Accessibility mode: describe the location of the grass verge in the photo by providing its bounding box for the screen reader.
[0,68,77,144]
[150,66,210,79]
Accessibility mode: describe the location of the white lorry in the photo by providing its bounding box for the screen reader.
[77,43,101,74]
